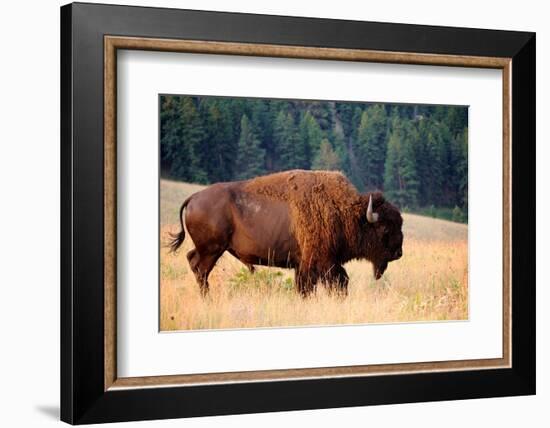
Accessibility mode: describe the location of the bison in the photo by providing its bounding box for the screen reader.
[169,170,403,296]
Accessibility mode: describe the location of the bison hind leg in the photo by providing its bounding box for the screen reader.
[186,248,223,296]
[186,248,199,266]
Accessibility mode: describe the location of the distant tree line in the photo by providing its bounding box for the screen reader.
[160,95,468,221]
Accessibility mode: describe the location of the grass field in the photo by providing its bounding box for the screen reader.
[160,178,468,331]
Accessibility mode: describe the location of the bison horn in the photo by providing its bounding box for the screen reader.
[366,195,379,223]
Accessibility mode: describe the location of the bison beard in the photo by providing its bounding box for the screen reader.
[374,260,389,280]
[169,170,403,297]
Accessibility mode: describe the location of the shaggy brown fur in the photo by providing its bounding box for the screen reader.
[245,170,364,262]
[170,170,403,296]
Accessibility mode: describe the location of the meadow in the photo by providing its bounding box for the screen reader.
[160,178,468,331]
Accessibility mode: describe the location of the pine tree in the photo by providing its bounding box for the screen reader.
[159,95,468,220]
[250,100,276,170]
[446,106,468,137]
[424,121,451,206]
[457,128,468,211]
[384,131,400,200]
[383,119,419,208]
[414,118,431,206]
[234,115,266,180]
[273,110,306,170]
[346,106,366,189]
[227,98,247,142]
[298,111,323,166]
[330,128,348,174]
[355,106,388,191]
[202,101,236,182]
[312,138,342,170]
[335,102,355,137]
[307,101,333,130]
[160,95,181,175]
[162,96,207,183]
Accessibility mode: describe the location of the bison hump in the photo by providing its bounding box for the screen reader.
[243,170,362,258]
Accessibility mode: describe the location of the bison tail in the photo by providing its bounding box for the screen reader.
[168,229,186,254]
[168,196,192,253]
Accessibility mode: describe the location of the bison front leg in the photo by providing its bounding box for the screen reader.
[295,268,318,297]
[325,265,349,297]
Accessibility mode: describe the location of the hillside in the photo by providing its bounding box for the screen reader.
[159,179,468,331]
[160,179,467,241]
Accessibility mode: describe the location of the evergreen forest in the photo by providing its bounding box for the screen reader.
[160,95,468,222]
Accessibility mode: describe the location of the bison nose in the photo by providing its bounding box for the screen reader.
[395,248,402,259]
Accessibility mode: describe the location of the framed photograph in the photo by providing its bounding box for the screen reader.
[61,2,535,424]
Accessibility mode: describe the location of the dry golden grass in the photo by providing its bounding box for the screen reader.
[159,179,468,331]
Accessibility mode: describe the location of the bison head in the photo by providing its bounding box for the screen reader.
[364,193,403,279]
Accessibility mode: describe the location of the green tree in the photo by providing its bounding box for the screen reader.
[383,119,419,208]
[446,106,468,136]
[307,101,333,130]
[234,115,266,179]
[273,110,306,170]
[355,106,388,190]
[160,95,181,174]
[202,101,236,182]
[452,205,465,223]
[456,128,468,211]
[250,100,276,169]
[312,138,342,170]
[330,128,348,173]
[159,95,468,221]
[335,102,355,137]
[424,120,451,206]
[161,96,207,183]
[298,111,323,166]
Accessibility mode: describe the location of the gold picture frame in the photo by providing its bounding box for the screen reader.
[103,35,512,391]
